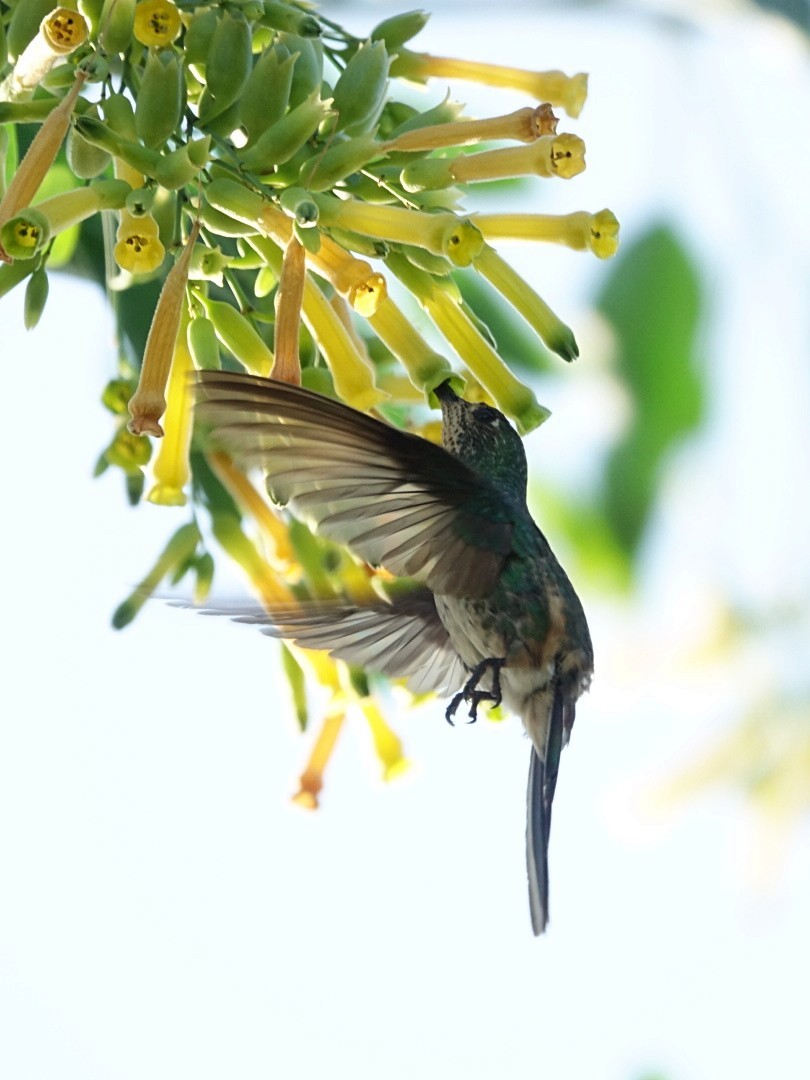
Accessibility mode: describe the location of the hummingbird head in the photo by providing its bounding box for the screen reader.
[435,381,528,497]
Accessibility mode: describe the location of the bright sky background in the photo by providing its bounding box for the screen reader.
[1,3,809,1078]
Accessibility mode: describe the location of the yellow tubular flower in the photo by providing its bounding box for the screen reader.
[133,0,181,47]
[394,53,588,118]
[388,254,549,434]
[476,208,620,258]
[207,452,295,569]
[209,511,296,607]
[367,295,459,397]
[35,179,131,236]
[0,72,86,247]
[128,221,200,436]
[273,236,305,385]
[270,207,388,316]
[114,209,165,274]
[475,244,579,362]
[385,104,555,153]
[311,193,484,267]
[0,8,88,101]
[292,707,346,810]
[248,236,387,412]
[450,133,586,184]
[360,699,411,781]
[147,305,194,506]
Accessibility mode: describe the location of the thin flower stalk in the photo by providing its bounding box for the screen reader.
[476,209,620,258]
[146,306,194,506]
[0,8,88,102]
[128,221,200,436]
[475,244,579,362]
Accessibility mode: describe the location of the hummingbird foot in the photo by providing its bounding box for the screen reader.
[445,657,505,725]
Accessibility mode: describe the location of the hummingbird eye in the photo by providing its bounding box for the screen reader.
[474,404,501,425]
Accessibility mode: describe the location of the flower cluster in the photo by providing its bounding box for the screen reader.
[0,1,618,802]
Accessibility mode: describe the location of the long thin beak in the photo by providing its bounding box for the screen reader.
[434,379,459,404]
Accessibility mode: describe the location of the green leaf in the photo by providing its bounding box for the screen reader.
[597,224,704,555]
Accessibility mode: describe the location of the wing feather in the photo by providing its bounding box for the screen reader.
[196,372,514,598]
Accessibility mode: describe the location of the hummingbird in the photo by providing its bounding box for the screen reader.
[195,370,593,934]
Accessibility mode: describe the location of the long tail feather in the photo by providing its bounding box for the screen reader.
[526,746,549,935]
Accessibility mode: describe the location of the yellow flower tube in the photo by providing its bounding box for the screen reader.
[292,707,346,810]
[0,71,86,249]
[360,699,411,782]
[128,221,200,436]
[388,253,548,434]
[385,104,555,153]
[207,451,296,569]
[0,8,88,102]
[367,295,459,397]
[450,133,586,184]
[311,192,484,267]
[475,243,579,362]
[393,52,588,118]
[476,208,620,258]
[248,235,387,412]
[147,305,194,506]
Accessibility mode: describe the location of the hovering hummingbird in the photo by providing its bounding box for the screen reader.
[195,370,593,934]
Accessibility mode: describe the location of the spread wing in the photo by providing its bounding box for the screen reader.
[194,587,468,695]
[195,371,514,598]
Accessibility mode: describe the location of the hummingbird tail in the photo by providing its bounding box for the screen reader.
[524,681,566,935]
[526,746,550,935]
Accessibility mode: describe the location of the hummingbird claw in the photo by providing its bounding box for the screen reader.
[445,658,506,725]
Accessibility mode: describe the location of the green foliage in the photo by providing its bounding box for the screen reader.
[597,224,704,556]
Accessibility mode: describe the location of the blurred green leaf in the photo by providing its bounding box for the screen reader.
[597,223,704,555]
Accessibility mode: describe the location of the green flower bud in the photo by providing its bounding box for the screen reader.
[105,424,153,473]
[198,11,252,125]
[260,1,321,37]
[0,209,51,260]
[75,116,161,176]
[299,133,384,192]
[400,156,453,193]
[241,45,297,143]
[102,92,137,140]
[332,40,391,136]
[187,314,221,370]
[198,201,258,238]
[183,6,218,67]
[112,522,200,629]
[278,186,319,226]
[125,185,155,216]
[200,296,274,376]
[293,220,321,254]
[278,32,323,107]
[0,100,59,125]
[193,551,215,603]
[79,0,105,35]
[370,10,430,50]
[66,121,112,179]
[98,0,136,55]
[153,137,211,189]
[23,266,49,330]
[136,49,184,149]
[238,90,331,174]
[102,377,135,415]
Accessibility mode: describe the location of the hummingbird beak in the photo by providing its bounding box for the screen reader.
[434,379,459,405]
